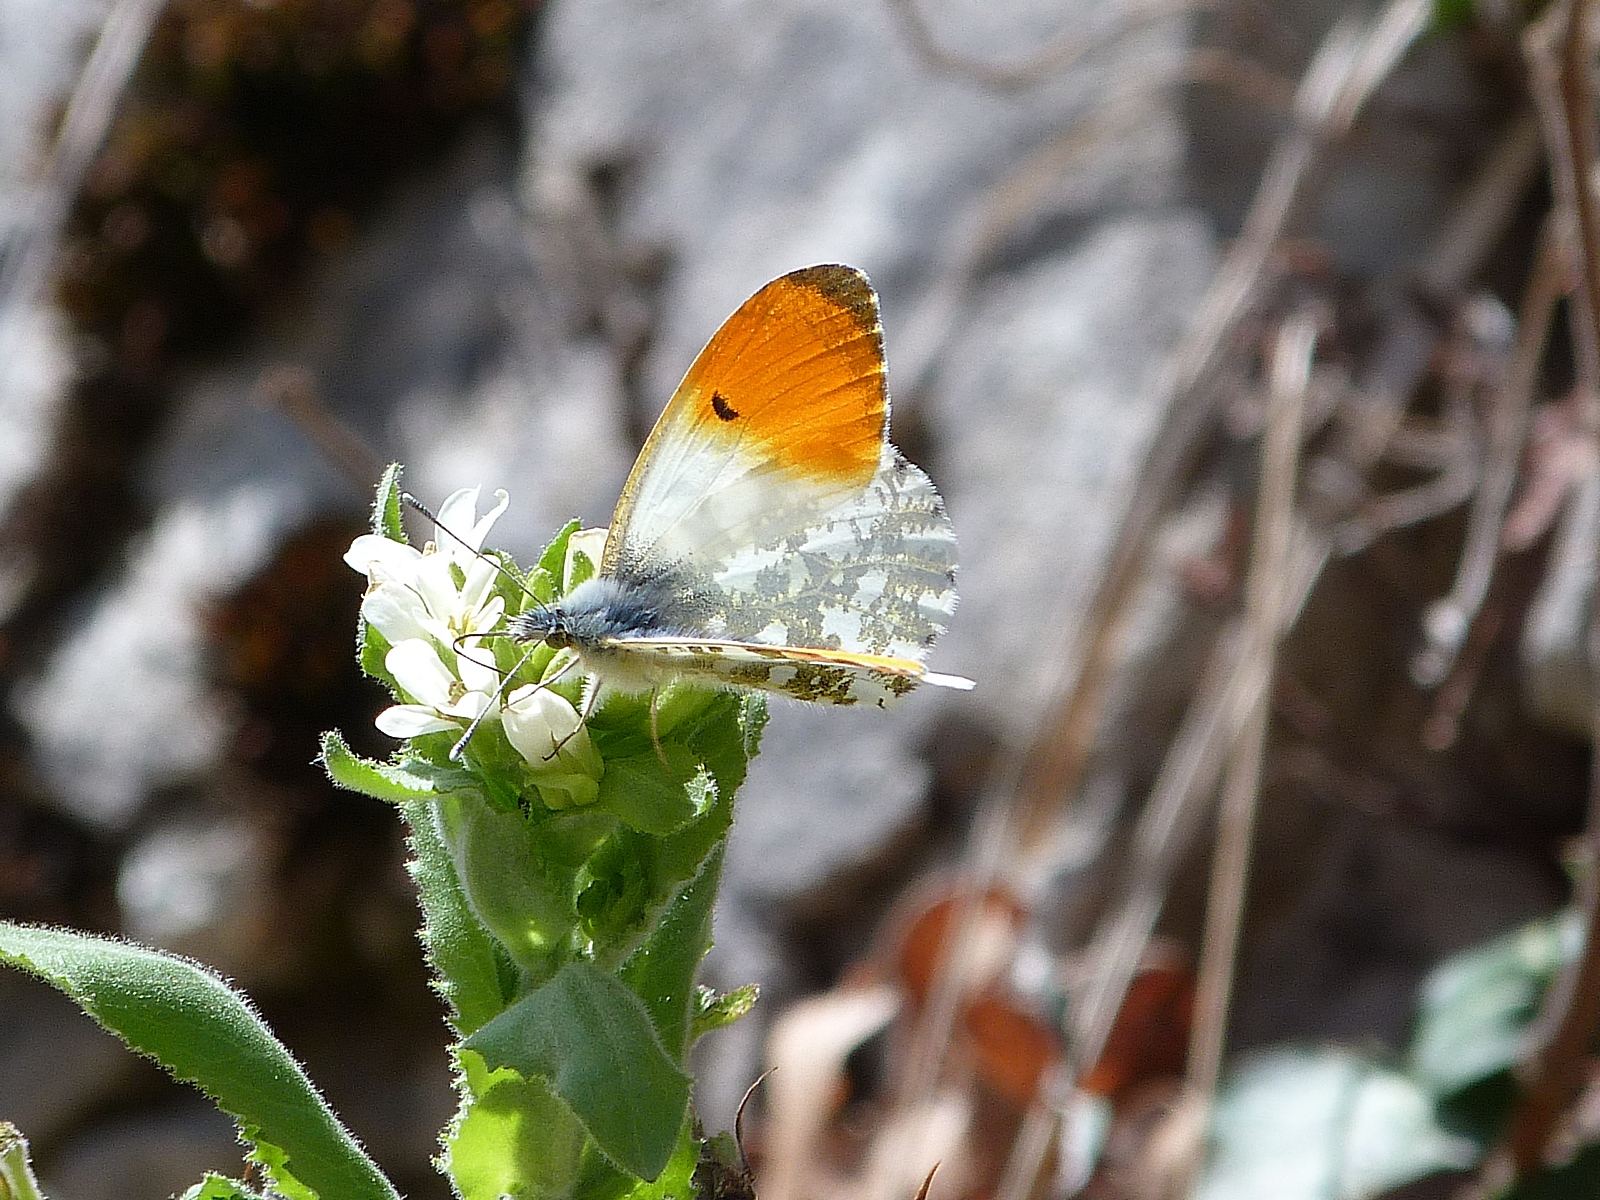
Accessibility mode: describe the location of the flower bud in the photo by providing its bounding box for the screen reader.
[502,684,603,808]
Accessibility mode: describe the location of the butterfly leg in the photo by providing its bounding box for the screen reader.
[543,671,602,762]
[648,689,669,771]
[450,640,538,761]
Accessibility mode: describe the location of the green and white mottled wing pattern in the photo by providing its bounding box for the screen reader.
[602,637,974,708]
[700,443,960,663]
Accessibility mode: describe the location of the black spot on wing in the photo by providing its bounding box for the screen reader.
[711,391,740,421]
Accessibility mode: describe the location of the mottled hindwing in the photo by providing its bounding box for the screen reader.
[605,638,939,708]
[604,265,888,575]
[708,444,959,663]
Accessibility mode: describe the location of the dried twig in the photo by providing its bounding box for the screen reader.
[254,365,385,495]
[895,45,1297,399]
[1065,76,1541,1146]
[0,0,165,325]
[1185,310,1314,1116]
[890,3,1433,1178]
[1412,219,1565,688]
[1008,0,1432,853]
[1415,111,1544,302]
[884,0,1201,91]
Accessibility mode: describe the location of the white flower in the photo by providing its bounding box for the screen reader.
[345,487,510,661]
[502,683,603,808]
[374,639,493,738]
[347,486,514,737]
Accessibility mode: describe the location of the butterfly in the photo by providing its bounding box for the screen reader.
[508,264,974,710]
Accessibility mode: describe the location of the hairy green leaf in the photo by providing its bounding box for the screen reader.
[435,793,583,984]
[401,798,510,1036]
[536,519,582,587]
[444,1051,587,1200]
[372,463,406,542]
[321,731,485,805]
[621,845,727,1060]
[594,746,709,836]
[691,982,760,1044]
[464,961,692,1181]
[178,1175,266,1200]
[0,924,398,1200]
[0,1123,46,1200]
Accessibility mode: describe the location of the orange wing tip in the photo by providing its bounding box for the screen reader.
[923,671,976,691]
[787,264,879,335]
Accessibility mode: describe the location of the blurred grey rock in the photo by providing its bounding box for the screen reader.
[0,972,137,1146]
[0,0,109,573]
[17,486,307,828]
[15,134,632,830]
[923,216,1217,733]
[117,815,265,944]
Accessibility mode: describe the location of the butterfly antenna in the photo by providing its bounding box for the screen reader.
[401,490,541,606]
[452,631,502,679]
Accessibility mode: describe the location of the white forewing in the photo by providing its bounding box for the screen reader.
[604,403,862,576]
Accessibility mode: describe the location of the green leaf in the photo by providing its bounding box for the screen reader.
[401,799,509,1036]
[463,961,692,1181]
[435,794,586,984]
[0,1123,46,1200]
[1410,909,1582,1101]
[594,746,710,835]
[567,549,598,590]
[0,924,399,1200]
[690,982,760,1044]
[372,463,406,542]
[579,693,764,970]
[357,620,395,692]
[621,845,727,1060]
[320,732,468,804]
[444,1051,587,1200]
[537,519,582,586]
[177,1175,265,1200]
[629,1119,699,1200]
[1196,1047,1479,1200]
[356,466,407,683]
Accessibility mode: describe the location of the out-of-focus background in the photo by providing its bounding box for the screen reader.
[3,0,1600,1196]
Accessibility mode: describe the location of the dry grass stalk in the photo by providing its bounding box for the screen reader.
[894,8,1436,1149]
[0,0,166,321]
[1185,308,1315,1112]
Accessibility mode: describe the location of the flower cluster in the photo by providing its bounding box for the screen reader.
[343,486,605,806]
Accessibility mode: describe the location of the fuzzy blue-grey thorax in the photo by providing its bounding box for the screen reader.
[507,569,713,650]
